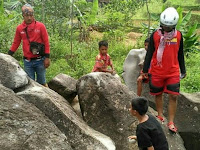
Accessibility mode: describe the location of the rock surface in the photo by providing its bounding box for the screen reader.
[16,80,115,150]
[0,53,28,89]
[122,48,146,92]
[0,84,72,150]
[48,73,77,103]
[77,72,137,150]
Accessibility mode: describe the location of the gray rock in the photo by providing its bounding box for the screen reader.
[176,93,200,133]
[122,48,146,92]
[77,72,138,150]
[16,80,116,150]
[0,84,72,150]
[0,53,28,89]
[48,73,77,103]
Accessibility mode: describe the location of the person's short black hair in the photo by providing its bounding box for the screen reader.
[131,97,149,115]
[144,38,150,43]
[99,40,108,48]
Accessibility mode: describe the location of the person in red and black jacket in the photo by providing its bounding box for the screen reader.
[141,7,186,133]
[8,4,50,87]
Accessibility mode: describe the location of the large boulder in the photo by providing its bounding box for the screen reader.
[77,72,186,150]
[0,84,72,150]
[175,92,200,150]
[48,73,77,103]
[77,72,136,150]
[122,48,146,92]
[15,79,115,150]
[0,53,28,89]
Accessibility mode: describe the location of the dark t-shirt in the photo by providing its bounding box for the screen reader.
[136,115,169,150]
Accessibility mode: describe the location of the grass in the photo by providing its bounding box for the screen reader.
[180,52,200,92]
[133,0,200,20]
[166,0,199,6]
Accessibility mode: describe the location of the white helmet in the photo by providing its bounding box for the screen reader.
[160,7,179,27]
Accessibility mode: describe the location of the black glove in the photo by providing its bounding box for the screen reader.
[180,73,186,79]
[8,50,14,56]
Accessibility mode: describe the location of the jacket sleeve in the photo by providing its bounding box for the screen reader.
[143,32,155,73]
[10,26,22,53]
[178,33,186,74]
[40,23,50,58]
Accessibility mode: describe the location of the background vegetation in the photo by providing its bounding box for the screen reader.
[0,0,199,93]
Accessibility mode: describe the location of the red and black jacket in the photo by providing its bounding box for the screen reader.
[143,29,186,77]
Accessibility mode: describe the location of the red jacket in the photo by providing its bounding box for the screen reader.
[10,20,50,58]
[143,30,186,77]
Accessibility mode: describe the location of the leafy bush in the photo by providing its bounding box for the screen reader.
[176,7,200,54]
[0,3,20,51]
[180,52,200,93]
[103,29,125,41]
[166,0,198,6]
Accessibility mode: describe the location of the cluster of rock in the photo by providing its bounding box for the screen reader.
[0,52,191,150]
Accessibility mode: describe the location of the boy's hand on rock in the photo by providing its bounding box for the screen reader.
[128,135,137,140]
[112,70,116,75]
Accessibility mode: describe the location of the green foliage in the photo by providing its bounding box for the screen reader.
[48,40,97,79]
[180,52,200,93]
[49,35,69,61]
[166,0,198,6]
[87,0,98,25]
[94,0,144,32]
[101,11,125,30]
[0,1,21,53]
[196,0,200,3]
[176,8,200,54]
[103,29,125,41]
[132,0,163,19]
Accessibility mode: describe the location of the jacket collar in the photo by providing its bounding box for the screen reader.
[22,19,36,30]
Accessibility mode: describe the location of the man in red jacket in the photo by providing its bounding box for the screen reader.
[142,7,186,133]
[8,4,50,87]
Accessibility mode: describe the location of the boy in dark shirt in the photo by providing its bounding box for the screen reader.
[129,97,169,150]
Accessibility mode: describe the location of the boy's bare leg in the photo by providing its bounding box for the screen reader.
[168,94,178,122]
[155,94,163,117]
[137,80,142,96]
